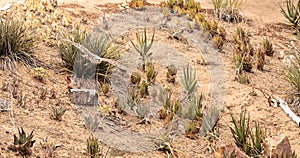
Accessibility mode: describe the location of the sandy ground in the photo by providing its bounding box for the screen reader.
[0,0,300,157]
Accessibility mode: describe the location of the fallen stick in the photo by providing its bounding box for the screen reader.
[272,96,300,127]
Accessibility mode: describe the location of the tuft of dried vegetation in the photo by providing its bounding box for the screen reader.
[129,0,147,10]
[8,127,36,156]
[101,83,110,96]
[161,0,202,19]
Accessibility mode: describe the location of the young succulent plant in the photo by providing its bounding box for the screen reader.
[50,106,67,121]
[212,35,224,49]
[130,28,155,71]
[166,64,177,83]
[8,127,35,156]
[256,48,265,71]
[87,136,99,158]
[130,71,141,85]
[101,83,110,96]
[262,39,274,56]
[181,64,197,95]
[185,120,200,139]
[139,80,149,98]
[146,63,158,83]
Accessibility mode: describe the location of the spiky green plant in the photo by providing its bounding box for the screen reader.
[229,111,251,155]
[154,126,177,157]
[8,127,35,156]
[201,106,220,135]
[159,86,172,110]
[59,30,119,79]
[285,47,300,93]
[181,64,197,95]
[166,64,177,83]
[256,48,265,71]
[87,136,99,158]
[250,121,263,156]
[182,93,204,120]
[129,28,155,69]
[130,71,141,85]
[281,0,300,27]
[262,39,274,56]
[134,102,149,119]
[139,80,149,98]
[0,14,38,69]
[50,106,67,121]
[146,63,158,83]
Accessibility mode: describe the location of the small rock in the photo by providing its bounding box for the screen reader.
[264,134,292,158]
[278,50,285,60]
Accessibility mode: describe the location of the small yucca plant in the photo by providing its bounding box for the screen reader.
[182,93,204,120]
[134,102,149,119]
[129,28,155,69]
[181,64,197,95]
[262,39,274,56]
[0,14,37,69]
[281,0,300,27]
[87,136,99,158]
[8,127,35,156]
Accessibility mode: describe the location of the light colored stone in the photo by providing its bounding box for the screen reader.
[264,134,292,158]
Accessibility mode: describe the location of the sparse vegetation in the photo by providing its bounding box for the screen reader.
[262,39,274,56]
[181,64,197,95]
[0,12,38,69]
[31,67,49,82]
[139,80,149,98]
[129,0,147,9]
[8,127,35,156]
[130,28,155,71]
[256,48,265,71]
[130,71,142,85]
[50,106,67,121]
[229,111,264,157]
[146,63,158,83]
[87,136,100,158]
[101,83,110,96]
[166,64,177,83]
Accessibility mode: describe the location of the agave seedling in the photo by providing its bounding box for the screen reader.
[281,0,300,28]
[101,83,110,96]
[185,121,200,139]
[130,71,141,85]
[212,35,224,49]
[229,111,251,155]
[87,136,99,158]
[129,28,155,70]
[166,64,177,83]
[181,64,197,95]
[139,80,149,98]
[256,48,265,71]
[134,102,149,119]
[262,39,274,56]
[146,63,158,83]
[50,106,67,121]
[8,127,36,156]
